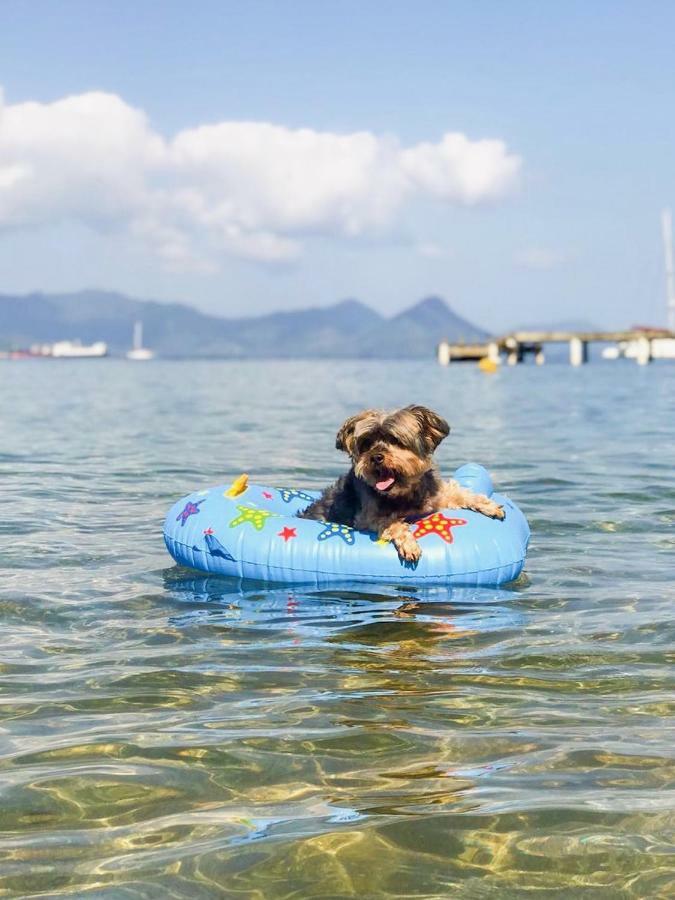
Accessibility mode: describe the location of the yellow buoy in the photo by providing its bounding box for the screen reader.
[478,357,499,374]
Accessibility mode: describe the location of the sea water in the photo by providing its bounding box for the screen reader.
[1,359,673,897]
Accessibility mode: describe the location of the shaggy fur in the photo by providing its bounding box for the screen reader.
[298,405,504,564]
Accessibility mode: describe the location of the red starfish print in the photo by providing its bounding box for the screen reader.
[262,491,273,499]
[203,527,214,535]
[412,512,467,544]
[278,526,297,542]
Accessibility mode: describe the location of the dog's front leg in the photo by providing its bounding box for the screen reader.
[379,520,421,564]
[440,481,505,519]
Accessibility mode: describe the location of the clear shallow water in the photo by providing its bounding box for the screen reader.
[1,359,673,898]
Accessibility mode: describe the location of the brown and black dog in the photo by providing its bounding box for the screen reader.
[299,405,504,564]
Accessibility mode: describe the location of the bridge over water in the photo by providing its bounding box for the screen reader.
[437,329,675,366]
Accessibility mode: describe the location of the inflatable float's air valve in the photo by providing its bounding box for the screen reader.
[225,473,249,497]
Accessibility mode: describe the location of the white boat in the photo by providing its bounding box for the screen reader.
[126,321,155,361]
[50,340,108,358]
[605,337,675,360]
[605,210,675,360]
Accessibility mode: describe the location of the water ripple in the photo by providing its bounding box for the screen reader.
[1,360,673,897]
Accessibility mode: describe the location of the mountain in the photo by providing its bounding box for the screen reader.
[354,296,488,358]
[0,289,488,359]
[0,290,241,356]
[218,298,383,357]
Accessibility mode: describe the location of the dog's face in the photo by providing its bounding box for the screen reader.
[336,405,449,498]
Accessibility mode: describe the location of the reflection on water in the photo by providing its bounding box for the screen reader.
[164,572,525,637]
[1,360,674,897]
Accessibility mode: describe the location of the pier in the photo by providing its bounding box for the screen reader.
[437,328,675,366]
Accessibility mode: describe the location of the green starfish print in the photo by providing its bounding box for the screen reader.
[229,505,279,531]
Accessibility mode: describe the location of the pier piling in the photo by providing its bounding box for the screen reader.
[569,337,588,366]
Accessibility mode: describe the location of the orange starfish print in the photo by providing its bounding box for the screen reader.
[412,512,467,544]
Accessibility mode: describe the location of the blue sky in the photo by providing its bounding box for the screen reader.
[1,0,674,329]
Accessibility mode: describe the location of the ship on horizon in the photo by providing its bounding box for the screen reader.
[126,321,155,361]
[50,339,108,358]
[0,339,108,359]
[603,209,675,360]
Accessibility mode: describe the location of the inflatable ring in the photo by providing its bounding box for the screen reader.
[163,463,529,587]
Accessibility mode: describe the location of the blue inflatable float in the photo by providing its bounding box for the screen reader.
[163,463,529,587]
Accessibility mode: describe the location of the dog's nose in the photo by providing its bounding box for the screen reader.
[373,453,384,465]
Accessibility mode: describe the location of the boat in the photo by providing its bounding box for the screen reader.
[603,209,675,360]
[602,334,675,360]
[50,340,108,358]
[126,321,155,361]
[0,340,108,359]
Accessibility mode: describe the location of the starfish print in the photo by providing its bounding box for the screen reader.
[412,512,467,544]
[203,527,214,535]
[317,522,356,545]
[176,499,205,526]
[229,505,279,531]
[262,491,273,500]
[278,526,297,542]
[278,488,316,504]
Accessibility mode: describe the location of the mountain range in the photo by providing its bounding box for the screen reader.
[0,290,488,359]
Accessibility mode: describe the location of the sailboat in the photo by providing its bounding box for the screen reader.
[603,209,675,360]
[126,321,155,361]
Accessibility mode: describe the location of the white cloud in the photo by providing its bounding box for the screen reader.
[515,246,566,270]
[401,133,521,205]
[0,88,522,268]
[0,89,164,228]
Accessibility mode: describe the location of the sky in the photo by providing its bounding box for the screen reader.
[1,0,675,330]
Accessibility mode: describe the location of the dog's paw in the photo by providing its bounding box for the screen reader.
[396,537,422,565]
[487,502,505,520]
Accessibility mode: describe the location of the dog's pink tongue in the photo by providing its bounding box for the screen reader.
[376,476,395,491]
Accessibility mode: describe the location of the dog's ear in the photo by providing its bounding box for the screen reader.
[405,405,450,452]
[335,410,378,455]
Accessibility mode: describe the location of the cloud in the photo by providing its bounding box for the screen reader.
[401,133,521,205]
[515,246,566,270]
[0,88,522,268]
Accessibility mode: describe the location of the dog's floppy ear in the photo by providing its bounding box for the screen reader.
[405,405,450,452]
[335,410,378,455]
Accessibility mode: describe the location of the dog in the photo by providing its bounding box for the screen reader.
[298,405,504,564]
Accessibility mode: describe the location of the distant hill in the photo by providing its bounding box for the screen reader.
[353,296,488,358]
[0,289,488,359]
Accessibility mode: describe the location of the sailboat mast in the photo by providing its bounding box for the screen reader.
[662,208,675,332]
[133,321,143,351]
